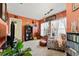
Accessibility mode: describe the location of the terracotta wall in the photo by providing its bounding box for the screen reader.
[66,3,79,32]
[0,18,8,48]
[7,13,40,41]
[39,11,66,26]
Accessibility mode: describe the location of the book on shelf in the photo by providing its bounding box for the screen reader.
[67,41,73,49]
[76,35,79,43]
[74,43,79,52]
[69,35,73,41]
[67,34,79,43]
[67,40,79,52]
[67,34,72,41]
[73,35,76,42]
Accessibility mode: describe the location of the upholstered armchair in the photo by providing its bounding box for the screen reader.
[47,34,67,51]
[39,36,48,46]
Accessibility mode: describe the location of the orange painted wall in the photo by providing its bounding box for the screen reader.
[0,18,7,37]
[39,10,66,23]
[7,13,40,41]
[66,3,79,32]
[0,18,8,48]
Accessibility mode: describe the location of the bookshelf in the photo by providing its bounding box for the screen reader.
[66,32,79,56]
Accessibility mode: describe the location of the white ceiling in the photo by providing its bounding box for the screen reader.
[7,3,66,20]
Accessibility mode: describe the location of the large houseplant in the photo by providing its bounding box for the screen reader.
[0,40,32,56]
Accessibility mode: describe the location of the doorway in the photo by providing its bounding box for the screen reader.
[9,18,22,41]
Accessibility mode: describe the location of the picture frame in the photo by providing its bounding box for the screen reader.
[72,3,79,11]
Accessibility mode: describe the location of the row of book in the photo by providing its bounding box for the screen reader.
[67,40,79,52]
[67,34,79,43]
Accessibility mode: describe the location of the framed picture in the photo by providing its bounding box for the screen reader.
[72,3,79,11]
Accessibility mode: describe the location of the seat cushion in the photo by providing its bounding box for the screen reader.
[40,40,46,43]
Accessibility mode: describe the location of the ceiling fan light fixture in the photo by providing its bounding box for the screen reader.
[44,8,53,15]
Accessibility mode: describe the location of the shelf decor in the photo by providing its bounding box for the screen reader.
[72,3,79,11]
[71,19,77,33]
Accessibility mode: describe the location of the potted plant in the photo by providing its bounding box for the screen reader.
[0,40,32,56]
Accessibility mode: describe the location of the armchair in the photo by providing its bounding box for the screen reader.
[47,34,67,51]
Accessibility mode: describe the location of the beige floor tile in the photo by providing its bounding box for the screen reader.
[23,40,65,56]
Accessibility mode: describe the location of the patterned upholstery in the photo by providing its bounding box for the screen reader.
[47,34,67,51]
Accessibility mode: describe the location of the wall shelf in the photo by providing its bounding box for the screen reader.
[67,32,79,35]
[67,39,79,44]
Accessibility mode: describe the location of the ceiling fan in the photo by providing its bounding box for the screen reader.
[44,8,53,15]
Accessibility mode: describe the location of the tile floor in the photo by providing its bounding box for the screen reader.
[23,40,65,56]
